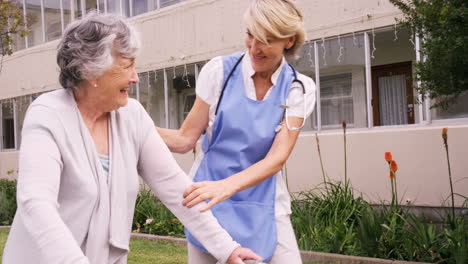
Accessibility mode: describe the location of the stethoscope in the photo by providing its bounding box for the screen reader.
[215,53,307,132]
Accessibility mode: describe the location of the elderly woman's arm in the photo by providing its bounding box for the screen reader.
[14,105,89,263]
[156,96,209,153]
[138,111,261,263]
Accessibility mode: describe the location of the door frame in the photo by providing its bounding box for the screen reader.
[371,61,414,126]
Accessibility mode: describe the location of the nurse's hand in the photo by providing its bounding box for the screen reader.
[227,247,263,264]
[182,179,237,212]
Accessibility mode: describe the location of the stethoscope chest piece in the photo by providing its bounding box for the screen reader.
[275,123,282,133]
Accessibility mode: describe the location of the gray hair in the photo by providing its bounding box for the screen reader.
[57,12,141,90]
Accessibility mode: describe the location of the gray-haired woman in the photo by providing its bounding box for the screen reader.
[2,12,261,264]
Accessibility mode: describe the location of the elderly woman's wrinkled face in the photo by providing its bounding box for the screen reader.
[95,55,139,110]
[245,30,295,75]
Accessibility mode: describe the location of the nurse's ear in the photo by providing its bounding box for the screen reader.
[285,35,297,51]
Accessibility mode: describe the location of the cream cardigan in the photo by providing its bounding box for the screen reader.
[2,89,239,264]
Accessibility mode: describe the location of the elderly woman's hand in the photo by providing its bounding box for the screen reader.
[182,179,237,212]
[227,247,263,264]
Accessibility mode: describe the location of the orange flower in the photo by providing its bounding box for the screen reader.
[390,160,398,173]
[442,127,448,143]
[385,152,393,163]
[389,171,395,179]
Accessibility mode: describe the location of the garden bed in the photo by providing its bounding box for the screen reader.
[130,231,431,264]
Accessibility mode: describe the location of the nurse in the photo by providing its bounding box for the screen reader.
[157,0,316,263]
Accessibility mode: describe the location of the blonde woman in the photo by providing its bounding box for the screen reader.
[158,0,316,263]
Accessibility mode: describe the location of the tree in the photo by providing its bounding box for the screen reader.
[390,0,468,109]
[0,0,29,72]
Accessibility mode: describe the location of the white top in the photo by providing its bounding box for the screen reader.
[189,51,316,216]
[3,89,239,264]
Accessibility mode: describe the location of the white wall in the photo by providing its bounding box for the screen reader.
[168,124,468,207]
[286,125,468,207]
[0,152,19,180]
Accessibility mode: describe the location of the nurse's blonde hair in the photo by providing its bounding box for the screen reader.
[244,0,305,59]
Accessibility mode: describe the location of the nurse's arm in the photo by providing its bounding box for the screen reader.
[183,116,304,212]
[156,96,209,153]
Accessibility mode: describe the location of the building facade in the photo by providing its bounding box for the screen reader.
[1,0,467,207]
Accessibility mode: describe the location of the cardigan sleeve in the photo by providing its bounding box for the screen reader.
[15,105,89,263]
[135,104,240,263]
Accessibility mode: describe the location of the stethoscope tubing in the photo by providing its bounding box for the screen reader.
[215,53,307,131]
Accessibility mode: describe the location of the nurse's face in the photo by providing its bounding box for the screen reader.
[245,30,296,75]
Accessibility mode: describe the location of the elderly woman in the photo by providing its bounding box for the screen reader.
[157,0,316,263]
[2,13,261,264]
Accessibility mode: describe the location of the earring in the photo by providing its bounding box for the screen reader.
[93,83,97,88]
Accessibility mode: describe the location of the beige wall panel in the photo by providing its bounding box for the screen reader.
[0,152,19,180]
[161,125,468,207]
[0,43,60,100]
[133,0,248,71]
[285,125,468,207]
[298,0,402,40]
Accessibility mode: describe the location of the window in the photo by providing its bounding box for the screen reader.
[62,0,74,29]
[180,92,195,121]
[290,41,317,131]
[132,0,157,16]
[122,0,130,17]
[138,72,150,109]
[159,0,187,9]
[320,73,354,128]
[16,96,31,148]
[10,1,27,52]
[431,91,468,120]
[25,0,44,47]
[1,102,15,150]
[319,34,367,130]
[145,70,166,127]
[371,28,417,125]
[44,0,62,42]
[84,0,98,13]
[167,65,195,129]
[372,62,414,126]
[105,0,120,14]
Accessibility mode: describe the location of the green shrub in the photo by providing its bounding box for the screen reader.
[292,188,467,262]
[291,181,367,254]
[439,212,468,264]
[0,179,17,225]
[133,188,184,237]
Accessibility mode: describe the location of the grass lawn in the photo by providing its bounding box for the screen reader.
[128,239,187,264]
[0,228,187,264]
[0,229,315,263]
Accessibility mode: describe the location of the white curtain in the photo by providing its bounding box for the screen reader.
[379,74,407,125]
